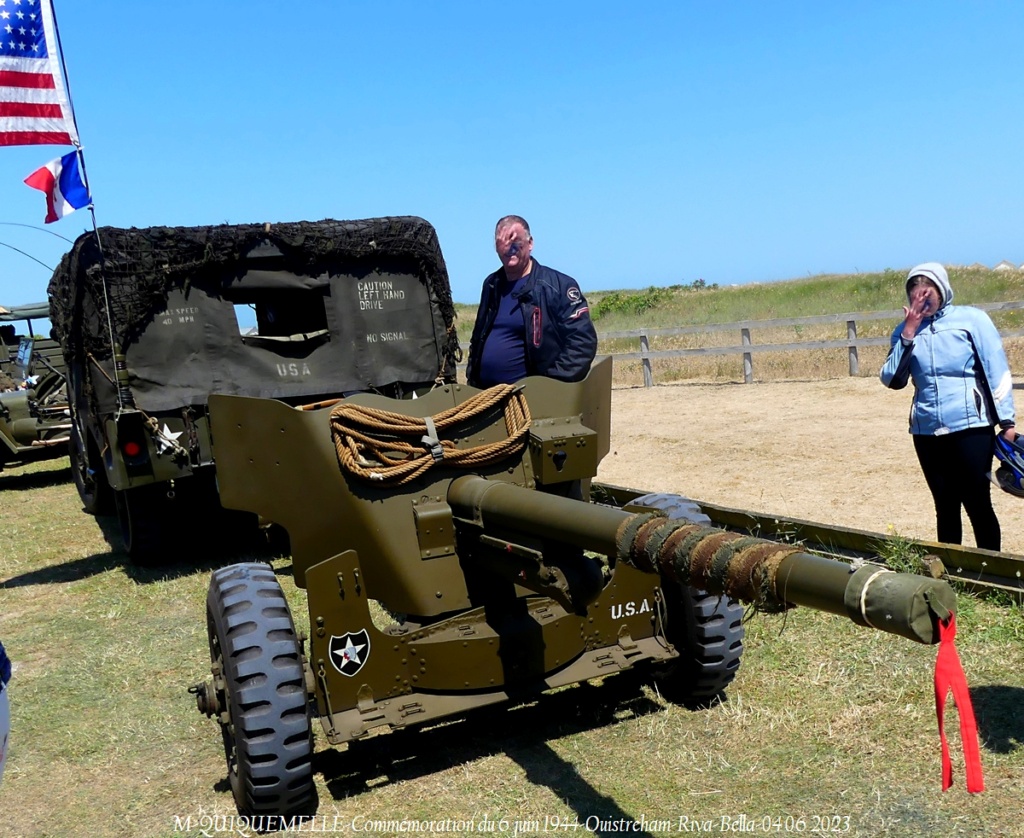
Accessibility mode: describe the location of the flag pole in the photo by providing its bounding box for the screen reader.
[47,1,126,412]
[48,2,95,234]
[48,1,81,148]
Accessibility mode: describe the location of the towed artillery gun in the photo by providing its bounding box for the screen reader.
[191,320,959,817]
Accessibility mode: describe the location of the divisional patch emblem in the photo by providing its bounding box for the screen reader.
[328,630,371,677]
[567,286,582,303]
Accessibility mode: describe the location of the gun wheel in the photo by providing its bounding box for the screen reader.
[631,493,745,707]
[69,423,113,515]
[206,562,316,818]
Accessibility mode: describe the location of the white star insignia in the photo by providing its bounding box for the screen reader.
[332,638,366,667]
[156,423,183,454]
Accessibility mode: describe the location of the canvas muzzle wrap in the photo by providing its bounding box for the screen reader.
[843,563,955,644]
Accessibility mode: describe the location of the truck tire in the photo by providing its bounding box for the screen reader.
[206,562,316,818]
[69,424,113,515]
[114,485,173,565]
[631,493,745,707]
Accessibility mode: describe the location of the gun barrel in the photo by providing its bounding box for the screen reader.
[447,475,955,644]
[448,474,627,554]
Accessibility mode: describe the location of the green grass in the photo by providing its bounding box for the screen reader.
[873,526,928,575]
[3,457,1024,837]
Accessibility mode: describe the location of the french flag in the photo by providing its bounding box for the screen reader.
[24,150,91,223]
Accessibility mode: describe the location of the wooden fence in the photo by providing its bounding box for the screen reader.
[599,300,1024,386]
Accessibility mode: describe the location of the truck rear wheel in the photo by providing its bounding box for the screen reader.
[69,424,113,515]
[206,562,316,818]
[631,493,745,707]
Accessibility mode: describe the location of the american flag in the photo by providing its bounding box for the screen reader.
[0,0,78,146]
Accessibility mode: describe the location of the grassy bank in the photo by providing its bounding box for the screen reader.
[455,266,1024,386]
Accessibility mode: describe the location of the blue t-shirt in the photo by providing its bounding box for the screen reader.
[477,277,528,387]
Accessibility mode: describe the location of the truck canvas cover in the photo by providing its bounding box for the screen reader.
[48,217,459,414]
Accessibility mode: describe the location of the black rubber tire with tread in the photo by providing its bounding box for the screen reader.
[69,423,113,515]
[206,562,316,818]
[632,492,745,706]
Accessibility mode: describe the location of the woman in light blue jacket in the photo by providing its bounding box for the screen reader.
[880,262,1016,550]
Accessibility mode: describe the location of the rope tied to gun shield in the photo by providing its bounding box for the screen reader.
[329,384,532,485]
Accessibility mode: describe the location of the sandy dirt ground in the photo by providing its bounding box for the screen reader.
[598,376,1024,556]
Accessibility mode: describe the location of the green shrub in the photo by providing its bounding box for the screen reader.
[592,286,673,320]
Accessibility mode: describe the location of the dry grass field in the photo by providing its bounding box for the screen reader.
[600,374,1024,554]
[1,374,1023,838]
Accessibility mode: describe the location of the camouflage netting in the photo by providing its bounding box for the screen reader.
[47,216,459,367]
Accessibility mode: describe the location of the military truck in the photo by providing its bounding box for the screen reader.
[189,301,960,818]
[47,217,459,561]
[0,301,71,471]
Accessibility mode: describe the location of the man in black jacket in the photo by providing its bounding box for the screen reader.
[466,215,597,388]
[466,216,602,612]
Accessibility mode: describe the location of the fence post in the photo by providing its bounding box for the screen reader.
[741,328,752,383]
[640,331,653,388]
[847,319,859,376]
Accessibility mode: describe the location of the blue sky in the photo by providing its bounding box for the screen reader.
[1,1,1023,310]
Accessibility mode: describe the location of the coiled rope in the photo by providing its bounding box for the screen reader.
[329,384,532,485]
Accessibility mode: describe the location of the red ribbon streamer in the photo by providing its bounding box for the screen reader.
[934,614,984,793]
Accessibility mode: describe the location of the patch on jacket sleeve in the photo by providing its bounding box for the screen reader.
[567,286,581,303]
[569,305,590,320]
